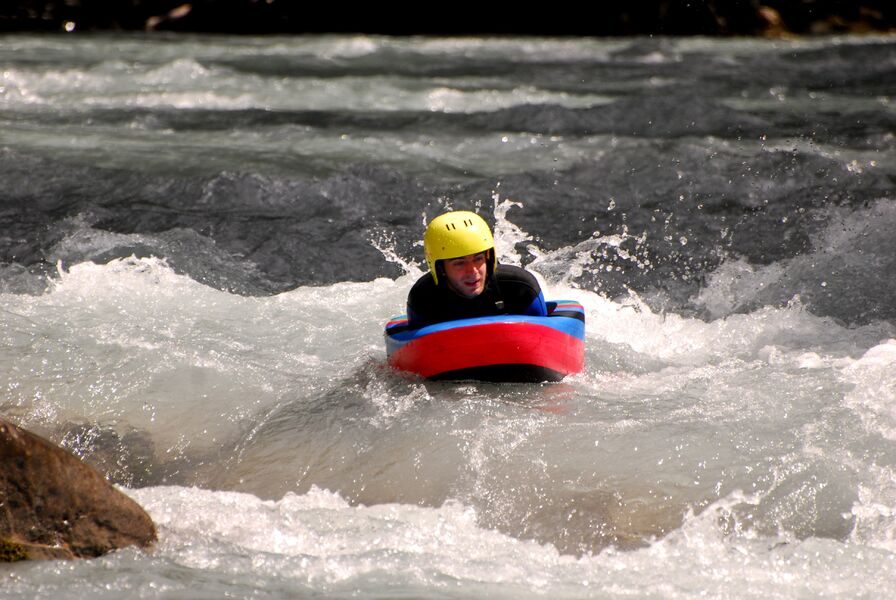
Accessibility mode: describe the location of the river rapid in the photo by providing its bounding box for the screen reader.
[2,33,896,598]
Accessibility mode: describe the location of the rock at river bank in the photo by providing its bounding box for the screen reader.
[0,417,157,561]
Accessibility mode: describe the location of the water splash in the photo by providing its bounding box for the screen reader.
[527,225,652,292]
[368,228,425,279]
[491,192,539,267]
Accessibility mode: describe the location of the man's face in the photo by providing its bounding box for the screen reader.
[443,252,488,298]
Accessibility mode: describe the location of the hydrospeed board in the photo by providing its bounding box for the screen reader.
[384,301,585,382]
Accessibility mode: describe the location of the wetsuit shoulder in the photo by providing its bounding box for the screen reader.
[494,264,548,316]
[494,264,541,289]
[406,272,447,327]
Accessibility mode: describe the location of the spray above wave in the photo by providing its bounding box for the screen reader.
[3,149,894,327]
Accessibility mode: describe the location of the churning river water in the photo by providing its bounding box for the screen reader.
[2,32,896,598]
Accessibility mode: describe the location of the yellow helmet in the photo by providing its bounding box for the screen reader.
[424,210,496,284]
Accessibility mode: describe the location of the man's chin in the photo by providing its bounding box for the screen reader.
[465,283,484,297]
[449,282,483,298]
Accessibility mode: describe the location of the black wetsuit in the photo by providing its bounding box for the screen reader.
[407,264,547,328]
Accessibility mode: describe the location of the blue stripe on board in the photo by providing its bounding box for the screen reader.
[385,313,585,353]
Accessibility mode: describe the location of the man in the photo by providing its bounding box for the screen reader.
[406,210,548,328]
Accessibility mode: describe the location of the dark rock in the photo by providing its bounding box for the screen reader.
[0,417,157,561]
[0,1,894,35]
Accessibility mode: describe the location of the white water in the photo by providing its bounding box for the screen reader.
[3,234,896,596]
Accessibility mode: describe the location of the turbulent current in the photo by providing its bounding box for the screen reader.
[2,33,896,598]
